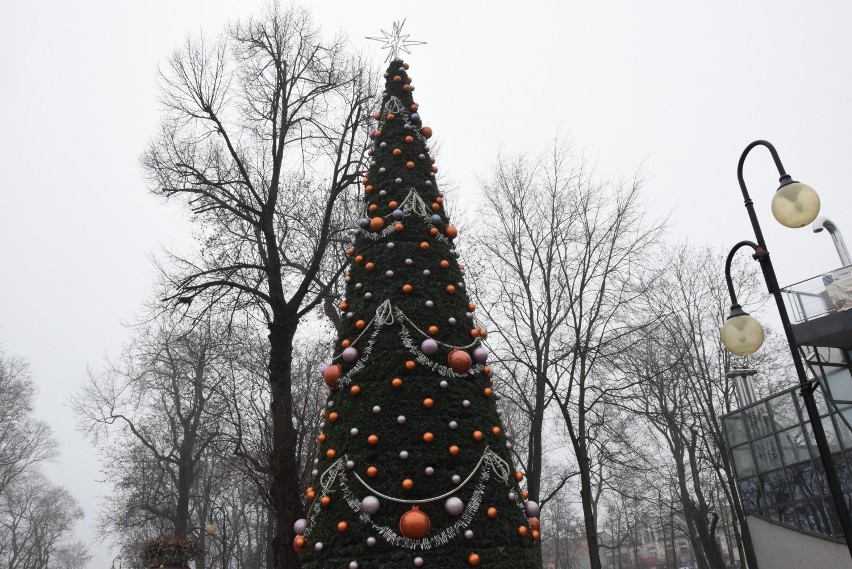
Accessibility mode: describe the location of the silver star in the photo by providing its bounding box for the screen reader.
[366,19,426,63]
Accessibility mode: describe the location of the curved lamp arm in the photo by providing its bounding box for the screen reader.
[725,240,762,311]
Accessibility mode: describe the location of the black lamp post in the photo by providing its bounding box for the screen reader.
[206,505,228,569]
[721,139,852,558]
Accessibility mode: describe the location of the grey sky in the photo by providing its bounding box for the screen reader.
[1,1,850,567]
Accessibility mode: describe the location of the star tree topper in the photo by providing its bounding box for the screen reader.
[366,19,426,62]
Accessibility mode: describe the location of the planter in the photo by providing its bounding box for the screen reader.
[139,535,203,569]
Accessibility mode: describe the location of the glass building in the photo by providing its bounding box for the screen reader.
[722,384,852,540]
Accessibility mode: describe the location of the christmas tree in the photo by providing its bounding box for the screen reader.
[294,57,541,569]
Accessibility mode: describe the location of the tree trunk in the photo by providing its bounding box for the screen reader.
[269,317,302,569]
[578,446,602,569]
[175,448,193,535]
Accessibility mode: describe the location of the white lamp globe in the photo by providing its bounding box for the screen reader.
[721,312,765,356]
[771,181,820,228]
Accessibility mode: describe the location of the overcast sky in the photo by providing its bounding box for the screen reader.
[2,1,851,567]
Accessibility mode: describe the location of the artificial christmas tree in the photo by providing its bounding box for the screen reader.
[295,57,541,569]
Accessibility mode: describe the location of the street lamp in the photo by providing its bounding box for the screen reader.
[722,139,852,557]
[206,505,228,569]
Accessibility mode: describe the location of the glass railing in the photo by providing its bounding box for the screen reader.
[781,264,852,324]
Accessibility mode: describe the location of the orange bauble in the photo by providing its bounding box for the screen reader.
[365,262,375,271]
[320,495,331,507]
[468,303,476,311]
[487,507,498,518]
[402,284,413,293]
[403,84,411,91]
[368,434,379,445]
[392,377,403,388]
[393,148,402,156]
[428,325,439,335]
[293,535,306,552]
[367,466,378,477]
[386,113,395,120]
[529,517,540,531]
[401,478,414,490]
[472,430,483,441]
[354,255,364,264]
[483,387,493,398]
[317,433,326,443]
[372,112,381,120]
[518,525,529,537]
[449,445,460,455]
[389,200,399,209]
[405,360,416,370]
[393,75,401,82]
[448,349,472,374]
[423,398,434,408]
[422,432,434,443]
[411,103,419,110]
[339,300,348,311]
[349,385,361,395]
[326,449,336,459]
[522,490,529,499]
[356,320,366,329]
[532,530,540,541]
[394,223,404,232]
[430,227,439,236]
[468,553,481,566]
[337,521,349,532]
[323,364,342,388]
[403,63,410,69]
[341,338,350,348]
[421,126,433,138]
[399,506,431,539]
[405,135,414,143]
[440,260,450,269]
[420,241,430,250]
[446,285,456,294]
[492,426,502,436]
[365,185,374,193]
[370,217,385,231]
[446,226,458,239]
[306,487,316,500]
[515,470,524,482]
[406,161,415,169]
[368,204,378,213]
[328,412,339,422]
[431,202,440,211]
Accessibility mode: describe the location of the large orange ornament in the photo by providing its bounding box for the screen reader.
[422,432,434,443]
[337,521,349,532]
[529,517,540,531]
[468,553,481,566]
[367,466,378,477]
[399,506,431,539]
[446,226,458,239]
[448,349,472,374]
[323,364,342,388]
[401,478,414,490]
[421,126,433,138]
[293,535,306,552]
[518,525,529,537]
[370,217,386,231]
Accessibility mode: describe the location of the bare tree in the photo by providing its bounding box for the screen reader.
[473,138,665,569]
[142,4,374,566]
[0,472,84,569]
[52,540,93,569]
[0,352,56,497]
[624,245,786,569]
[73,312,233,538]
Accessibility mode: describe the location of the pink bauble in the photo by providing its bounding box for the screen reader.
[421,339,439,355]
[294,518,308,535]
[342,347,359,363]
[472,347,488,364]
